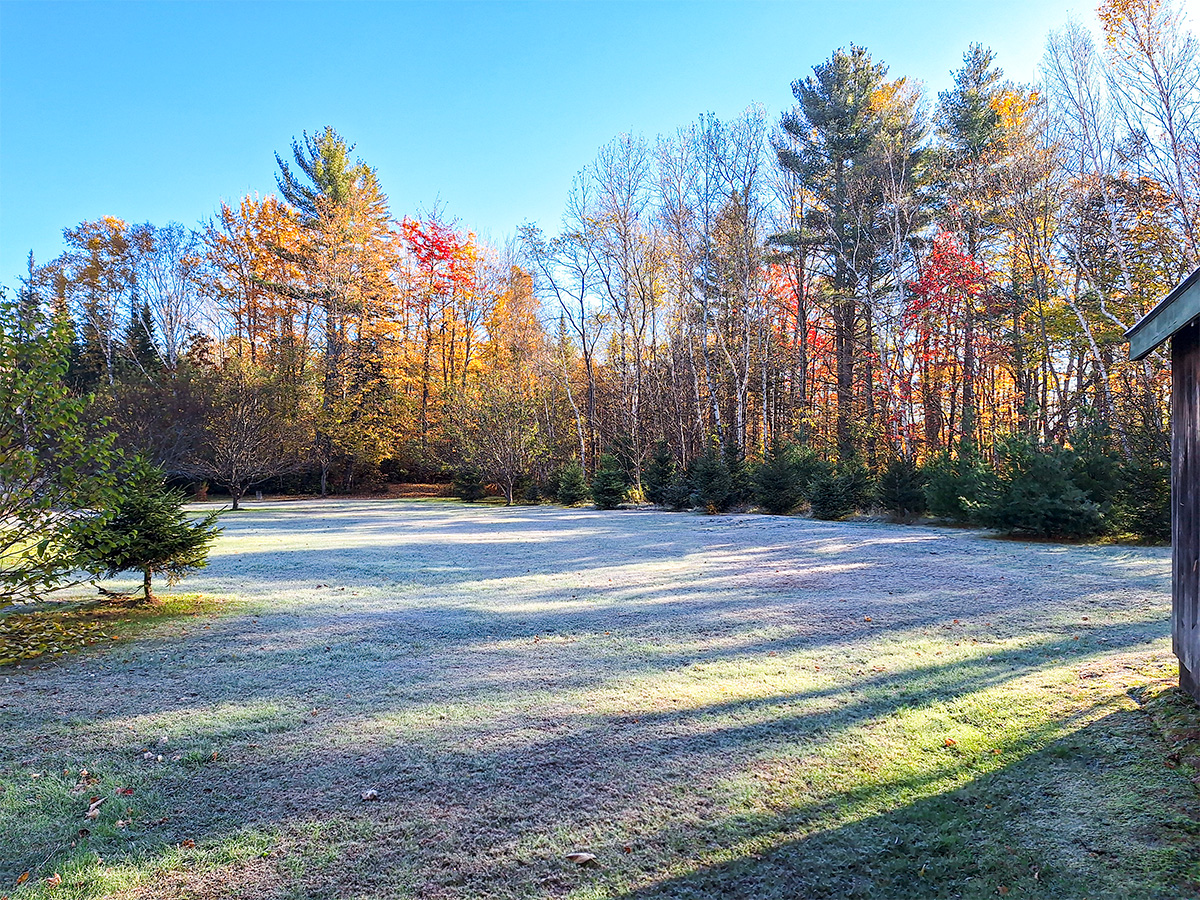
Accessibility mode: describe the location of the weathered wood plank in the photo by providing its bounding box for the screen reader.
[1130,268,1200,360]
[1173,322,1200,695]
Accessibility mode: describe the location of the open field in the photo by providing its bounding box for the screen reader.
[1,500,1197,899]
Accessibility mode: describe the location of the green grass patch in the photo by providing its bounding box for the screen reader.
[0,594,225,667]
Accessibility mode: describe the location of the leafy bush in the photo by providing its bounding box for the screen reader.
[877,456,926,522]
[643,442,677,507]
[556,460,589,506]
[923,451,991,523]
[977,435,1103,538]
[452,467,487,502]
[591,455,628,510]
[689,443,734,513]
[754,442,824,514]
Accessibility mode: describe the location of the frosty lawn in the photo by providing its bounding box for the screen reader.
[2,499,1198,899]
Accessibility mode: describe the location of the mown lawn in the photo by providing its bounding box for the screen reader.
[1,500,1197,899]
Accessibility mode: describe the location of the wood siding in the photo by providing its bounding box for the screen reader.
[1174,321,1200,696]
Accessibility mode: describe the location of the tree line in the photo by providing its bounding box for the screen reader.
[5,0,1194,547]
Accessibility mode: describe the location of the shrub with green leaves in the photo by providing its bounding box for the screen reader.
[878,456,927,523]
[591,455,628,510]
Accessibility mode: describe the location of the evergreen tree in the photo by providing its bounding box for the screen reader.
[724,442,753,507]
[690,442,734,513]
[877,456,927,522]
[452,466,487,502]
[754,442,822,514]
[808,471,857,520]
[643,441,677,507]
[0,294,123,605]
[923,451,991,523]
[122,299,160,376]
[661,473,694,511]
[556,460,589,506]
[977,435,1103,539]
[1068,421,1122,511]
[777,45,888,460]
[75,463,221,603]
[591,454,627,510]
[1116,423,1170,542]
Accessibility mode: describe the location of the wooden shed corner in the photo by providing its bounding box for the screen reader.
[1127,268,1200,700]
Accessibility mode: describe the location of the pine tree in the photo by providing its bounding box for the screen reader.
[643,441,677,507]
[556,460,589,506]
[453,466,487,502]
[690,442,734,514]
[591,455,628,510]
[75,463,221,603]
[877,457,927,523]
[753,442,823,514]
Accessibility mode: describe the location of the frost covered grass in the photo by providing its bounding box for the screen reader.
[1,499,1198,898]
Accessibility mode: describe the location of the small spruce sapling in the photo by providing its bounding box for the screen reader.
[76,463,221,603]
[690,442,734,514]
[643,442,677,507]
[877,457,926,523]
[591,455,628,510]
[754,442,822,514]
[452,467,487,502]
[556,460,589,506]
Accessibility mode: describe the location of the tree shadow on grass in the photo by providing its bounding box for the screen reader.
[0,503,1179,897]
[585,706,1200,900]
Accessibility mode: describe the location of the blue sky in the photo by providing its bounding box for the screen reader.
[1,0,1122,285]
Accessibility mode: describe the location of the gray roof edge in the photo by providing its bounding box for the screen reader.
[1127,267,1200,360]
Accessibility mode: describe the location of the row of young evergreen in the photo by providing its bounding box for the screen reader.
[454,424,1170,543]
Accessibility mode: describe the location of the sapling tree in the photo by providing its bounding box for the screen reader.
[76,463,221,602]
[0,294,123,605]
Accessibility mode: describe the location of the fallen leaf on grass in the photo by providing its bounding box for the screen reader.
[997,887,1009,896]
[566,852,598,867]
[944,738,957,747]
[84,796,106,819]
[180,839,195,848]
[863,616,872,622]
[15,872,29,886]
[45,874,61,888]
[361,790,379,802]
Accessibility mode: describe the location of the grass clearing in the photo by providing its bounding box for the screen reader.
[1,499,1198,898]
